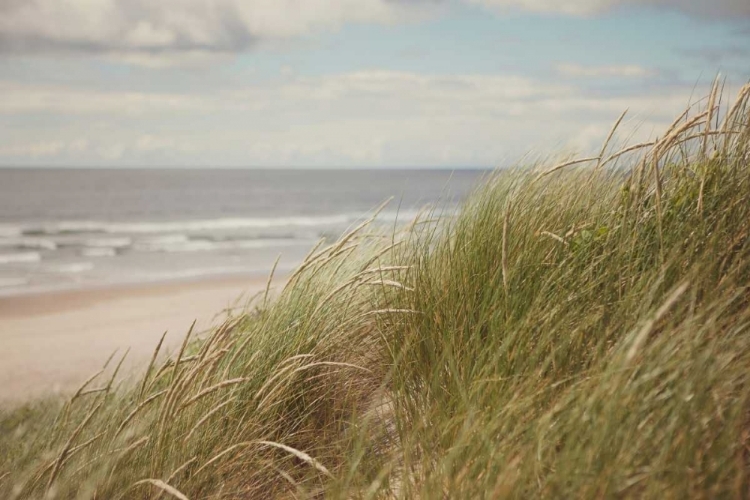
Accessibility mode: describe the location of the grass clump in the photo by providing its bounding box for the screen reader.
[2,81,750,498]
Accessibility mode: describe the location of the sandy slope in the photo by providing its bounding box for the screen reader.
[0,275,272,404]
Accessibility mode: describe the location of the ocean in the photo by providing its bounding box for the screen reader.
[0,168,485,296]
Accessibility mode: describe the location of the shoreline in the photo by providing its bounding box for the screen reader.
[0,273,279,404]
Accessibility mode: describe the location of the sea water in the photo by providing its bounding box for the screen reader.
[0,168,484,295]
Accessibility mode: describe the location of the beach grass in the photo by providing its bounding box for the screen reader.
[1,81,750,499]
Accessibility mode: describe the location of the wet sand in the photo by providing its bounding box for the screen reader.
[0,275,273,404]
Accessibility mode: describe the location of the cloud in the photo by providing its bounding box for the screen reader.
[0,0,429,61]
[468,0,750,18]
[2,0,747,66]
[0,70,702,167]
[556,63,655,78]
[0,81,212,115]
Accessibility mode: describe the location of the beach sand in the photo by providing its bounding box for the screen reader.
[0,275,273,404]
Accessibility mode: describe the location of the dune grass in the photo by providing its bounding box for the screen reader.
[2,81,750,499]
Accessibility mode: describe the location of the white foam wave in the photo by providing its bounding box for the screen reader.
[140,234,190,245]
[50,262,94,273]
[0,237,57,250]
[82,248,117,258]
[84,237,132,248]
[18,221,104,235]
[0,224,23,238]
[0,252,42,264]
[134,238,314,253]
[113,216,353,233]
[22,215,354,236]
[136,264,295,283]
[0,277,29,288]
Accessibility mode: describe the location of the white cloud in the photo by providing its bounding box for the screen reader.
[0,140,66,158]
[0,81,212,115]
[556,63,654,78]
[0,70,703,167]
[466,0,612,16]
[469,0,750,17]
[1,0,746,68]
[104,50,235,69]
[0,0,431,63]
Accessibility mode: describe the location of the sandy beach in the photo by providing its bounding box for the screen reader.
[0,275,273,404]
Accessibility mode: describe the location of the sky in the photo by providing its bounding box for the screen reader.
[0,0,748,168]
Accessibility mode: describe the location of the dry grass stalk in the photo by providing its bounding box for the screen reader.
[112,435,150,457]
[194,442,254,477]
[161,351,223,429]
[302,237,327,263]
[281,207,383,293]
[253,358,311,402]
[72,435,152,479]
[56,430,107,474]
[361,308,420,317]
[329,197,392,256]
[329,245,360,277]
[310,276,364,319]
[145,354,197,395]
[196,348,231,390]
[284,245,334,291]
[502,201,510,299]
[146,359,175,392]
[256,440,333,478]
[264,255,281,308]
[596,109,628,171]
[651,158,665,262]
[357,240,404,273]
[70,367,106,403]
[183,398,236,443]
[652,111,709,162]
[361,279,413,291]
[672,130,743,150]
[172,320,197,384]
[306,243,360,280]
[540,230,567,246]
[154,366,191,455]
[77,387,108,397]
[720,83,750,134]
[103,348,130,396]
[166,457,197,484]
[290,361,372,376]
[129,479,190,500]
[626,281,689,362]
[222,340,260,381]
[599,141,657,170]
[255,362,339,410]
[177,378,247,412]
[69,454,105,479]
[154,322,208,443]
[664,108,690,138]
[139,330,167,402]
[196,319,231,364]
[114,389,168,439]
[66,431,105,457]
[535,156,600,181]
[356,266,410,277]
[702,76,721,157]
[46,400,104,490]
